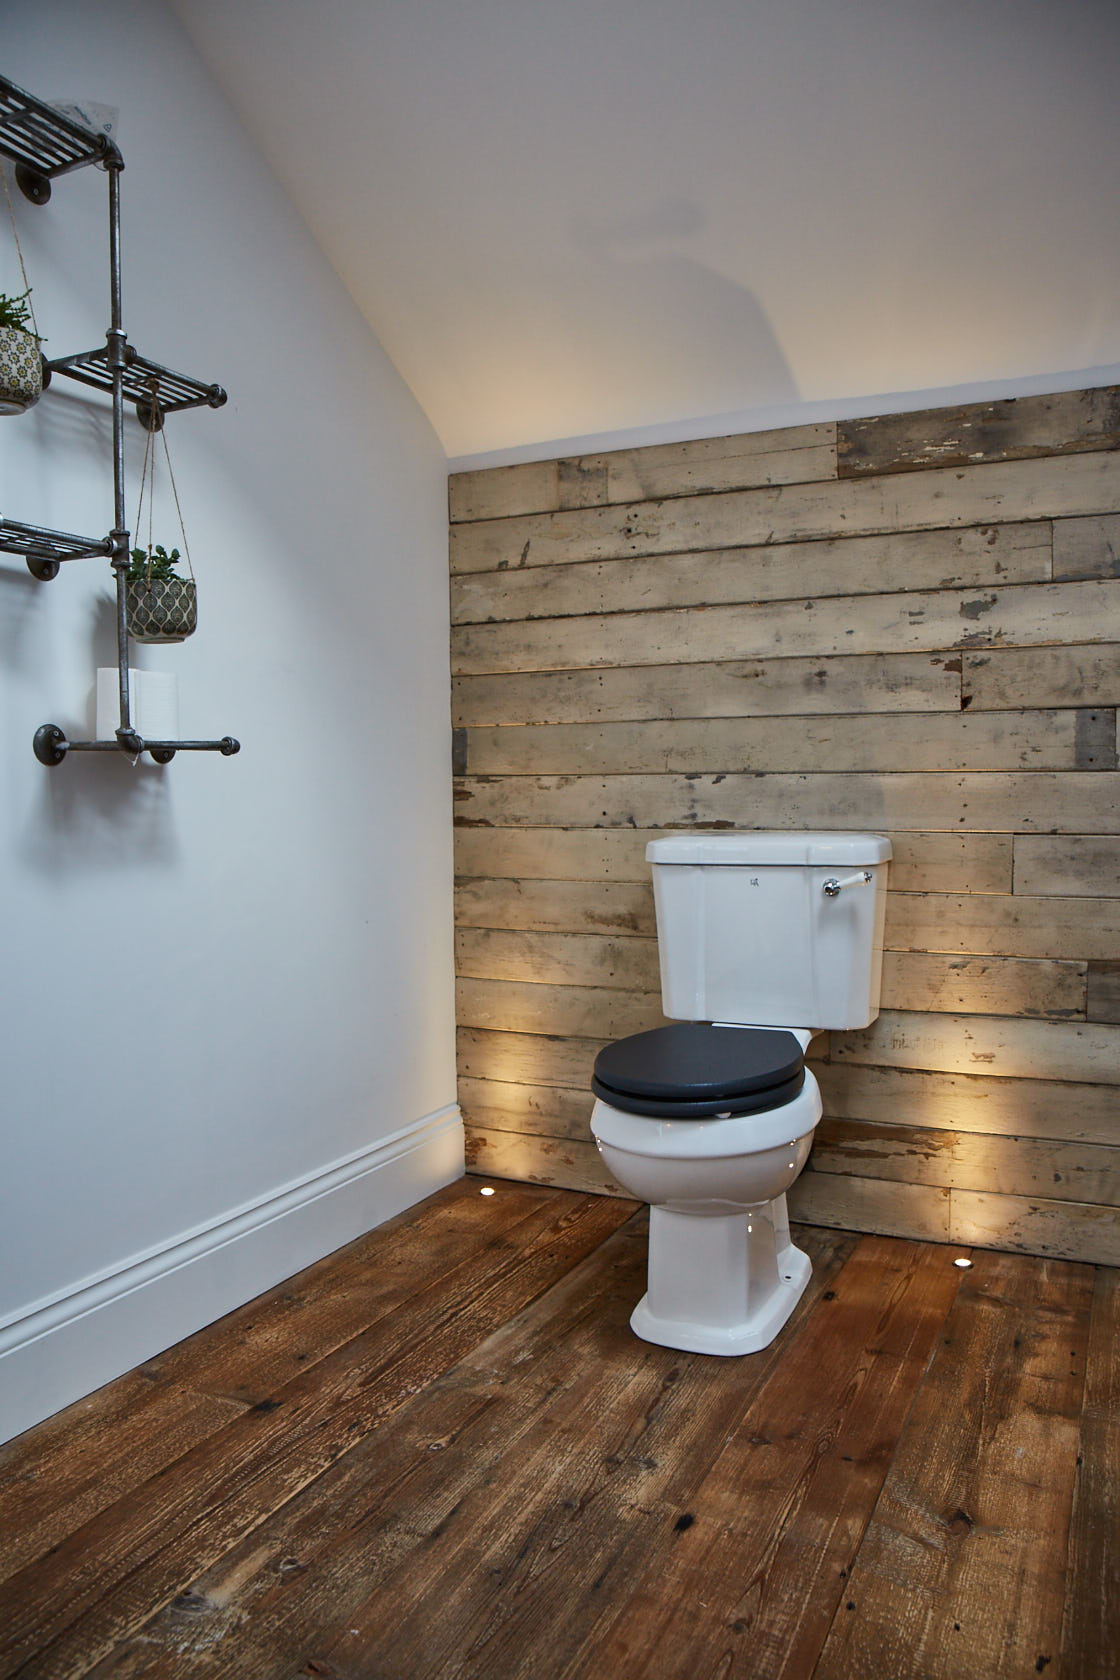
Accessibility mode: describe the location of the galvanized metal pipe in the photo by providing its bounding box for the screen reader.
[105,159,132,738]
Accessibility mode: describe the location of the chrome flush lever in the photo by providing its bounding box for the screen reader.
[822,870,873,898]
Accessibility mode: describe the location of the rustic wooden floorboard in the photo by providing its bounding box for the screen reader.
[0,1180,556,1583]
[575,1237,962,1680]
[812,1248,1094,1680]
[0,1187,630,1679]
[1060,1267,1120,1679]
[243,1227,857,1680]
[1,1179,1114,1680]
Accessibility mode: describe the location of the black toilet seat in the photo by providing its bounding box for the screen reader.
[591,1023,805,1120]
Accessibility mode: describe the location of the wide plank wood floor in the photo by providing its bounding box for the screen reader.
[1,1178,1115,1680]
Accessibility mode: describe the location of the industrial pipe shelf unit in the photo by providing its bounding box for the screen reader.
[0,70,238,766]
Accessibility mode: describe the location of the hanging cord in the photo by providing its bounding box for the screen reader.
[158,401,194,582]
[132,384,194,583]
[133,393,157,579]
[1,164,41,341]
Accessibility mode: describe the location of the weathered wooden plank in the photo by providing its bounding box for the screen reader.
[1013,834,1120,898]
[814,1062,1120,1147]
[451,578,1120,675]
[0,1382,245,1589]
[453,826,1012,894]
[454,823,656,881]
[1087,961,1120,1024]
[885,832,1013,894]
[885,889,1120,961]
[455,875,655,936]
[453,651,962,729]
[449,450,1120,573]
[1052,511,1120,580]
[461,708,1113,776]
[450,523,1049,624]
[448,424,837,524]
[810,1117,1120,1207]
[554,455,611,510]
[837,387,1120,478]
[814,1250,1092,1680]
[455,926,659,992]
[465,1127,625,1197]
[881,950,1085,1018]
[449,459,564,524]
[832,1010,1120,1085]
[459,1076,593,1142]
[454,771,1120,835]
[582,1240,960,1680]
[786,1173,951,1241]
[962,643,1120,710]
[456,976,665,1039]
[457,1027,606,1089]
[603,423,837,502]
[0,1191,633,1678]
[949,1191,1120,1266]
[1061,1268,1120,1677]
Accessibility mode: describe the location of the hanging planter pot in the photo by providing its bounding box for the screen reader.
[126,546,197,643]
[0,289,42,415]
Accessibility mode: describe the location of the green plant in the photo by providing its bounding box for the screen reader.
[0,288,37,335]
[128,544,183,582]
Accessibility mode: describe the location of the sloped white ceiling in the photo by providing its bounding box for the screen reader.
[171,0,1120,460]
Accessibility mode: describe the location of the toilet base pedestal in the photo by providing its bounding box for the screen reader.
[631,1196,811,1356]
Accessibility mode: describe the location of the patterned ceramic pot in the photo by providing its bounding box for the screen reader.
[125,576,197,643]
[0,324,43,415]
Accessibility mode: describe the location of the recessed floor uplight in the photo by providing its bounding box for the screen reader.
[953,1256,972,1268]
[480,1185,496,1196]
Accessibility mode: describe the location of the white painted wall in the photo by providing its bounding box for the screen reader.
[171,0,1120,461]
[0,1,459,1442]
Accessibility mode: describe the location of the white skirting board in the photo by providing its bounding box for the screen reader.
[0,1106,465,1446]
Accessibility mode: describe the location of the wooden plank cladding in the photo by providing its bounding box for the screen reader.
[836,386,1120,478]
[452,578,1120,674]
[450,449,1120,573]
[459,709,1114,774]
[451,523,1050,626]
[450,384,1120,1268]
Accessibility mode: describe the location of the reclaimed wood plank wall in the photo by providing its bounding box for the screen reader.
[449,386,1120,1265]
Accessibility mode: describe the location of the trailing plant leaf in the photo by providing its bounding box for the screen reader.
[128,543,183,582]
[0,288,39,336]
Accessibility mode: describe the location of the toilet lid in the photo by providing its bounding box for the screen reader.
[591,1024,805,1119]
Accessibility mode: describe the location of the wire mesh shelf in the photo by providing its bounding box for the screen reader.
[0,74,116,197]
[0,515,112,580]
[48,343,227,424]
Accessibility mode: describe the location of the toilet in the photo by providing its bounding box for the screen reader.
[590,830,891,1356]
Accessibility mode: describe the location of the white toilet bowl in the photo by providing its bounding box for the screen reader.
[589,829,891,1359]
[590,1024,823,1356]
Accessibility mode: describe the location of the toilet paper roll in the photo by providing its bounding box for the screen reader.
[133,670,179,742]
[95,668,179,742]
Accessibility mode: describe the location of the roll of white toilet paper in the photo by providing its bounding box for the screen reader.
[95,666,126,738]
[95,668,179,741]
[133,670,179,742]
